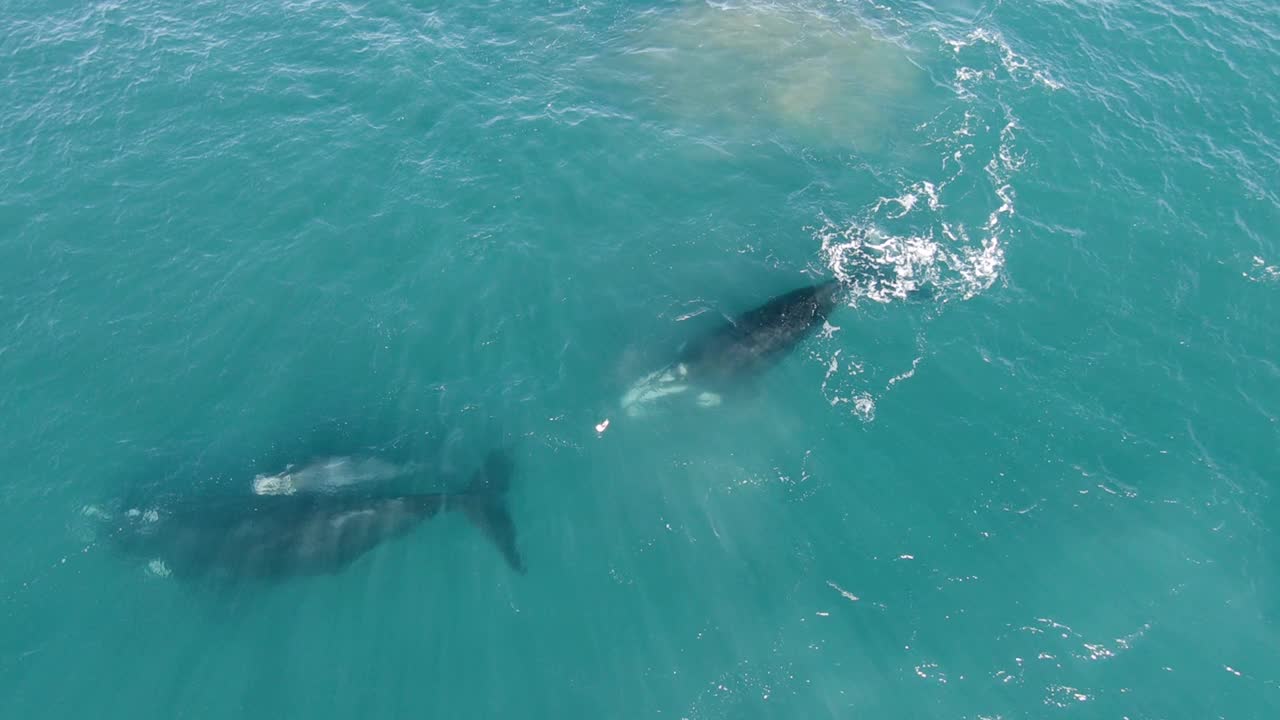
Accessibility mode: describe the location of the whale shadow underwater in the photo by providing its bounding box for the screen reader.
[621,278,842,416]
[106,449,524,585]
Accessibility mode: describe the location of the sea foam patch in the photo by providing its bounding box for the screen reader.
[810,17,1041,420]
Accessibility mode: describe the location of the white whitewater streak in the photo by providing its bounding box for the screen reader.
[826,580,860,602]
[943,28,1064,91]
[886,356,922,389]
[813,21,1047,420]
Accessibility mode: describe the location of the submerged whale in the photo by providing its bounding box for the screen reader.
[622,279,841,416]
[110,451,523,581]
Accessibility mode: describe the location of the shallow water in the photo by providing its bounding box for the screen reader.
[2,1,1278,717]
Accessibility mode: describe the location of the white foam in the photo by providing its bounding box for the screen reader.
[886,357,923,389]
[944,28,1063,91]
[253,473,297,496]
[820,221,1001,305]
[852,395,876,421]
[827,580,860,602]
[820,58,1022,308]
[822,390,876,422]
[918,181,941,211]
[816,346,877,421]
[1246,256,1280,282]
[811,22,1035,419]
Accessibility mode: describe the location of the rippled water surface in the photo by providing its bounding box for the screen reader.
[2,1,1278,717]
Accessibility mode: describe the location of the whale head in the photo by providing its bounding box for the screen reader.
[812,278,842,317]
[620,364,691,416]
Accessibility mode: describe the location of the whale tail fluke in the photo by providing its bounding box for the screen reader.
[459,450,524,574]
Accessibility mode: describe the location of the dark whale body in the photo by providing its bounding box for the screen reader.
[111,451,522,581]
[621,279,841,414]
[678,279,841,386]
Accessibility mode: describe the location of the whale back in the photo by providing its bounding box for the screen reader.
[680,279,840,382]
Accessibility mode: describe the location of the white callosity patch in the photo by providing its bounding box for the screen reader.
[252,456,410,496]
[620,366,691,416]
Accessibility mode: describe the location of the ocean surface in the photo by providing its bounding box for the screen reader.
[2,0,1278,717]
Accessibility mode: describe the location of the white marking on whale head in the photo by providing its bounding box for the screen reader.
[621,366,691,416]
[252,456,409,495]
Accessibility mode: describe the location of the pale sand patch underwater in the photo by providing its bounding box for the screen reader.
[625,2,926,151]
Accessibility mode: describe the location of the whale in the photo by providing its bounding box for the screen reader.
[109,450,523,581]
[621,279,841,416]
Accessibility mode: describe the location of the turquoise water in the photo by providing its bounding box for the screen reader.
[3,0,1278,716]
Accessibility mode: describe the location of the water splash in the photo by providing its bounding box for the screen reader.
[811,19,1048,419]
[818,221,1004,305]
[944,28,1065,92]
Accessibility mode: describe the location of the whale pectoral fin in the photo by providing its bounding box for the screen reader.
[696,392,722,408]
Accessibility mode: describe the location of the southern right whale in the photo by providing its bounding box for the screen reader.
[621,278,842,415]
[109,450,523,582]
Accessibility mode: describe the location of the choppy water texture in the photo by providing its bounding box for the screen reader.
[3,0,1278,717]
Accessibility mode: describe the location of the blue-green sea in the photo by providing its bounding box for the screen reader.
[3,0,1278,717]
